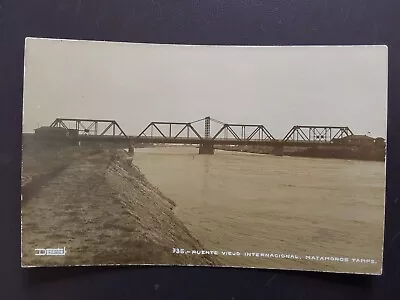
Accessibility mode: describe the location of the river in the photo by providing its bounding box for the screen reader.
[132,146,385,273]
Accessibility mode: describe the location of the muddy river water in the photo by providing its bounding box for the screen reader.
[132,146,385,273]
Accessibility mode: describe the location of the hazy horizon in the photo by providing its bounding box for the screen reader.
[22,38,388,139]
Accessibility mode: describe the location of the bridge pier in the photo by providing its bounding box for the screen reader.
[199,143,214,155]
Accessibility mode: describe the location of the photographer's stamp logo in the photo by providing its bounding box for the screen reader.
[34,247,66,256]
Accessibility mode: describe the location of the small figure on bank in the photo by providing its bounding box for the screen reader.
[128,143,135,155]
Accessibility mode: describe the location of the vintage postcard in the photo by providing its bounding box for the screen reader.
[21,38,387,274]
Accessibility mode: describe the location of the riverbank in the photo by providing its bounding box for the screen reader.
[21,144,217,266]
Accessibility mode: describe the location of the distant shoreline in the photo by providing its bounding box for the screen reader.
[214,146,385,162]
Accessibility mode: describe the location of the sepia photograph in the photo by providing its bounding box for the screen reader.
[21,38,387,274]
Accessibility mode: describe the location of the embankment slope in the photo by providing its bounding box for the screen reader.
[21,146,216,266]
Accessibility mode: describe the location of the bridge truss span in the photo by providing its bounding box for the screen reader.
[137,122,203,140]
[282,125,354,143]
[50,118,128,137]
[212,123,275,141]
[136,116,276,143]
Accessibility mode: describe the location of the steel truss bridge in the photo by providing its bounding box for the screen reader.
[48,117,356,154]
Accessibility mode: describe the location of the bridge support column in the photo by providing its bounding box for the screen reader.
[199,143,214,155]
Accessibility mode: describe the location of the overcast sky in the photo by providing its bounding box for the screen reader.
[23,38,388,138]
